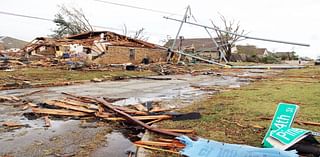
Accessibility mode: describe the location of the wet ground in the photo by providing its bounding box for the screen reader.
[0,69,280,157]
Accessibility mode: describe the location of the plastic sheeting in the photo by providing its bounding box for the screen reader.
[177,135,298,157]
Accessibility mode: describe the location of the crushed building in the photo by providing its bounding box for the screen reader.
[23,31,168,64]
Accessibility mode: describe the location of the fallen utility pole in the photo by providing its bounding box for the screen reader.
[204,27,228,63]
[164,16,310,47]
[174,50,228,67]
[231,65,304,69]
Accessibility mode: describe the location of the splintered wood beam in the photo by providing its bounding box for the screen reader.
[58,99,92,108]
[44,116,51,127]
[45,100,96,113]
[134,144,180,154]
[134,141,185,148]
[114,106,148,116]
[157,128,195,134]
[32,108,89,117]
[95,97,183,138]
[105,115,172,121]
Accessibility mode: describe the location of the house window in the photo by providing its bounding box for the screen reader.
[56,46,60,51]
[129,48,135,60]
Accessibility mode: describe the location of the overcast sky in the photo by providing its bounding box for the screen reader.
[0,0,319,58]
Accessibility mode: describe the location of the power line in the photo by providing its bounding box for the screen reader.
[0,10,123,31]
[92,0,181,16]
[0,11,52,22]
[0,10,169,37]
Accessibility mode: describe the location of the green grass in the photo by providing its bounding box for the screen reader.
[160,66,320,147]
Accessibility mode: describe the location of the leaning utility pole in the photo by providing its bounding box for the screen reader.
[167,6,228,64]
[167,5,191,62]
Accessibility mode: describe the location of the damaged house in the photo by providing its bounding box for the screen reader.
[23,31,167,64]
[164,38,237,62]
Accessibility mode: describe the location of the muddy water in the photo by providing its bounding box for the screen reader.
[0,71,272,157]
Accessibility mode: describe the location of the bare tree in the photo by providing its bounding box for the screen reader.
[133,28,148,41]
[122,24,128,36]
[211,15,246,61]
[52,5,93,38]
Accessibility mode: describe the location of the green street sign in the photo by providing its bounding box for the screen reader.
[271,128,309,145]
[262,103,299,148]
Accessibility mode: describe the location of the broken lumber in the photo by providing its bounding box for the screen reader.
[95,98,184,138]
[45,100,96,113]
[134,144,180,154]
[134,140,185,148]
[0,95,20,102]
[95,112,113,118]
[17,89,45,98]
[105,115,172,121]
[158,128,195,134]
[32,108,89,117]
[260,117,320,127]
[58,99,97,110]
[2,121,26,127]
[146,118,165,125]
[27,102,38,108]
[115,106,148,115]
[44,116,51,127]
[133,104,148,112]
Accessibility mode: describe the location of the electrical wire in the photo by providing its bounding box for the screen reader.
[92,0,182,16]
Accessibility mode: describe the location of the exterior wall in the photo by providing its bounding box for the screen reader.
[0,42,4,50]
[197,52,219,59]
[94,46,167,64]
[36,46,56,57]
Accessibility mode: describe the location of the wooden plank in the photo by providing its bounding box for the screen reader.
[260,117,320,127]
[133,104,148,112]
[45,100,96,113]
[134,141,185,148]
[150,106,171,113]
[105,115,172,121]
[27,102,38,108]
[44,116,51,127]
[96,98,184,138]
[95,112,113,118]
[115,106,148,116]
[134,144,180,154]
[60,99,91,108]
[2,121,26,127]
[32,108,89,116]
[157,128,195,134]
[146,118,165,125]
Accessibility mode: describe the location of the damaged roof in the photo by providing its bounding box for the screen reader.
[66,31,161,49]
[23,31,164,53]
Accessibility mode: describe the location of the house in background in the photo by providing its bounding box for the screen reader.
[0,36,28,52]
[236,45,270,57]
[274,51,298,60]
[164,38,237,61]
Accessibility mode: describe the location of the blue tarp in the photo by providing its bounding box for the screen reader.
[177,136,298,157]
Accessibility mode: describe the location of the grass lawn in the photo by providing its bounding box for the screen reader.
[160,66,320,147]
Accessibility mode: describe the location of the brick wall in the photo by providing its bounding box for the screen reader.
[94,46,167,64]
[0,43,4,50]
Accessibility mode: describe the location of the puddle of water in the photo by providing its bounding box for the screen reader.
[91,131,133,157]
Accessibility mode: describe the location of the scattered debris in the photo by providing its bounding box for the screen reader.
[2,122,26,128]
